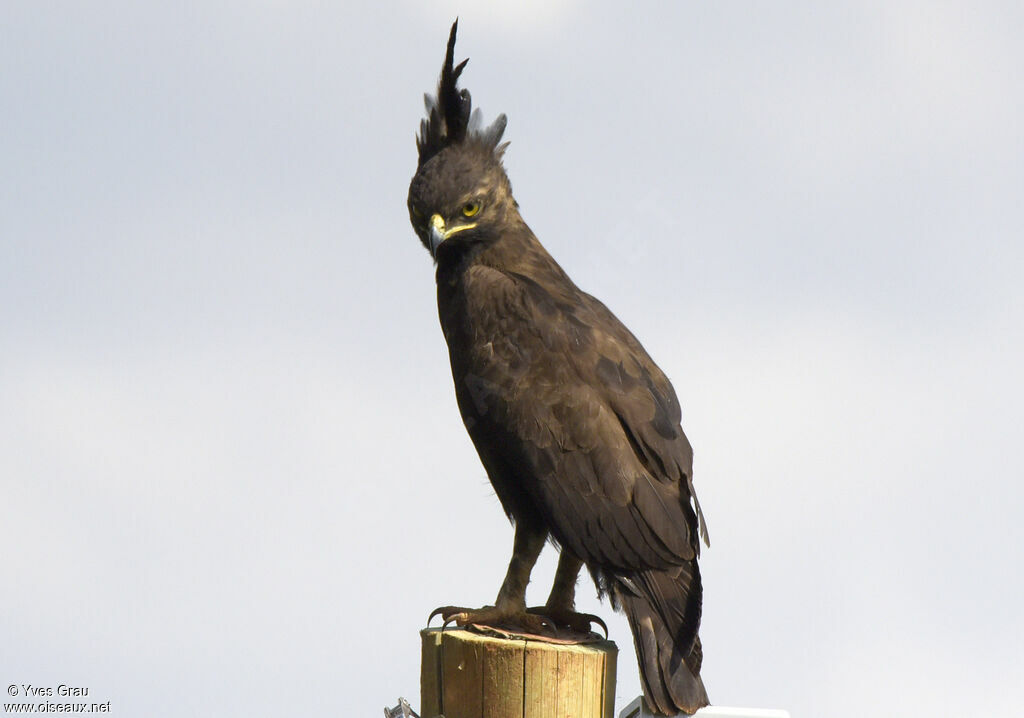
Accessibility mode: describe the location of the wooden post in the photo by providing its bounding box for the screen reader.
[421,627,617,718]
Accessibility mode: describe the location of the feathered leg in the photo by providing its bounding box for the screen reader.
[528,551,607,636]
[430,521,552,634]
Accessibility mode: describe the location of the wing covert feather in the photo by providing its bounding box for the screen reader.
[454,266,707,572]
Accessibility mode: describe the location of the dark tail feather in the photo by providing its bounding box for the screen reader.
[616,563,708,715]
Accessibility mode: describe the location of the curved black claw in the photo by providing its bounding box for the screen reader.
[428,604,556,635]
[583,612,609,638]
[428,605,479,628]
[527,607,609,638]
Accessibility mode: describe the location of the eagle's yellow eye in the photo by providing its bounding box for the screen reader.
[462,201,481,218]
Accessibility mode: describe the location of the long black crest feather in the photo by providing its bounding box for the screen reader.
[416,20,508,167]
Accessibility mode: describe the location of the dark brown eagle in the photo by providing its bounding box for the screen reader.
[407,22,711,716]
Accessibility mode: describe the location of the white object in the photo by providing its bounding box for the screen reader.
[619,697,791,718]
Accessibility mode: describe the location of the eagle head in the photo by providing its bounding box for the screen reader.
[407,20,515,260]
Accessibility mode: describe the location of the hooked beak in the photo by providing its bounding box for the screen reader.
[428,214,446,256]
[428,213,478,257]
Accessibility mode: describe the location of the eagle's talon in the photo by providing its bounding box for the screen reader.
[428,605,454,626]
[427,604,556,636]
[429,605,491,628]
[527,606,608,638]
[442,613,466,629]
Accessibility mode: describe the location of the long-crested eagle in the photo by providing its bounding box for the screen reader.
[407,22,711,715]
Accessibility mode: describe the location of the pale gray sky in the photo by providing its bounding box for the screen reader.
[3,2,1022,717]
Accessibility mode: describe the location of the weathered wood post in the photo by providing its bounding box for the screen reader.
[421,627,617,718]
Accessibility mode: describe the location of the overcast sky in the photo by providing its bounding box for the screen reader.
[3,2,1022,717]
